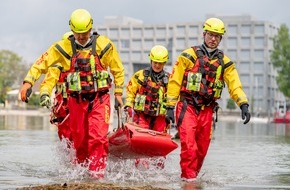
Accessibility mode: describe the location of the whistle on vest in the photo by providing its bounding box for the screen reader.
[90,54,98,91]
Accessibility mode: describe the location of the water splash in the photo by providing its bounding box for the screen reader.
[50,140,180,189]
[51,139,89,182]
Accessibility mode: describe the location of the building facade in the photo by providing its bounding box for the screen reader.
[95,15,285,117]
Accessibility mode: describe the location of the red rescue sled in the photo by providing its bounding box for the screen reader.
[108,122,178,159]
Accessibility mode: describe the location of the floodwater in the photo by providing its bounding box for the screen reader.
[0,113,290,190]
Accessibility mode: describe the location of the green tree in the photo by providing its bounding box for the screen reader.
[0,50,29,103]
[270,24,290,98]
[226,98,236,111]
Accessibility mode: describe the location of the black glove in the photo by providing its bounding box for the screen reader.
[25,87,32,103]
[240,103,251,124]
[165,107,175,125]
[40,94,51,108]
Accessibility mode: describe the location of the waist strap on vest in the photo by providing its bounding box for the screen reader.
[70,90,108,101]
[180,92,214,107]
[177,95,218,128]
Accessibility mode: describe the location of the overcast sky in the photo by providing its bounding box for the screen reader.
[1,0,289,64]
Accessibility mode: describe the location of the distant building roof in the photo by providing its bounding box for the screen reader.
[104,16,144,26]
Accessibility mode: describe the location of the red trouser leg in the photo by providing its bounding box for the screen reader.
[87,93,110,175]
[69,97,88,164]
[176,101,213,179]
[133,113,148,128]
[57,115,71,141]
[195,106,213,174]
[152,115,167,132]
[51,94,70,141]
[69,93,110,177]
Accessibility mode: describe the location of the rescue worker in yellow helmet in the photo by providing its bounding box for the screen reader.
[38,31,74,143]
[124,45,170,169]
[19,9,125,179]
[165,17,251,182]
[125,45,169,131]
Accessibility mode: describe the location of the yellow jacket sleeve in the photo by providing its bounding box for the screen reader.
[98,35,124,95]
[166,48,196,107]
[223,55,248,107]
[23,40,71,86]
[39,64,62,96]
[125,70,144,108]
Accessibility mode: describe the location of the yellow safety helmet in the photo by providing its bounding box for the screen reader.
[69,9,93,33]
[203,17,226,35]
[149,45,169,63]
[62,31,73,40]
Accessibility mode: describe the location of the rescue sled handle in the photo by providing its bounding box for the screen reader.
[136,128,168,136]
[114,97,121,110]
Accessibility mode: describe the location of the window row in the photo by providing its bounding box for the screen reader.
[238,62,265,71]
[227,24,265,35]
[97,23,266,39]
[226,37,267,47]
[98,27,173,38]
[227,50,265,61]
[113,37,268,51]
